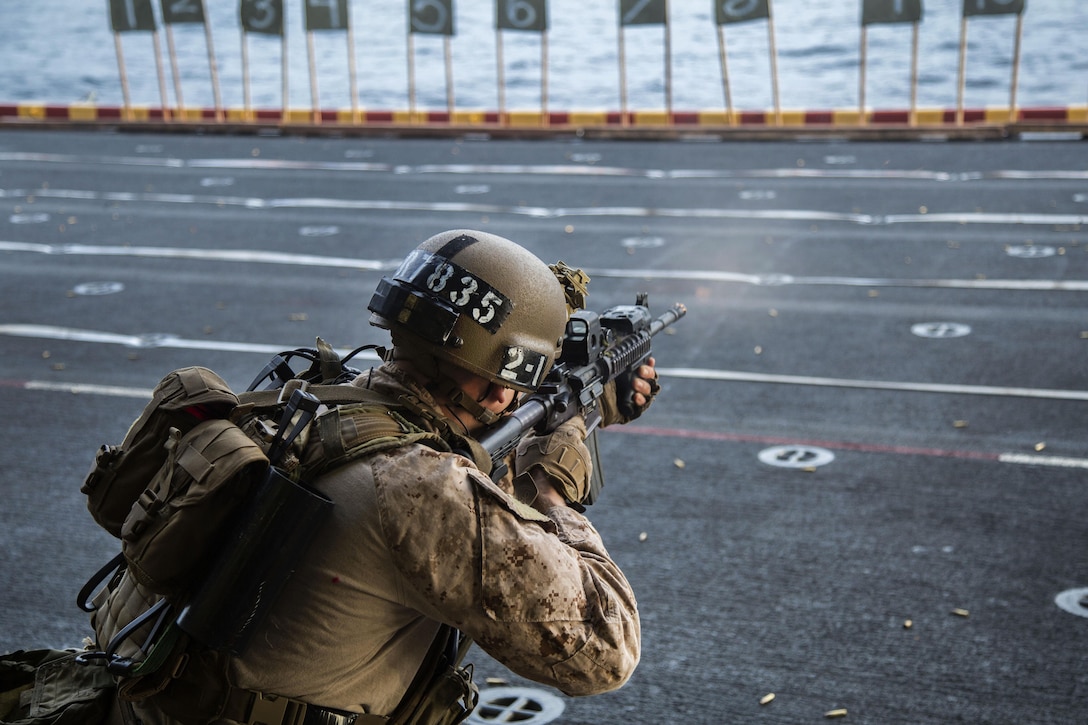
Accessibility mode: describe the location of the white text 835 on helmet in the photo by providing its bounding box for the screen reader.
[367,230,570,393]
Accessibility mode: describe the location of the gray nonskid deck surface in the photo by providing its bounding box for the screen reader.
[1,129,1085,724]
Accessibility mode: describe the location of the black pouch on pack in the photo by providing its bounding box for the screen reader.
[176,465,333,654]
[388,629,478,725]
[0,649,115,725]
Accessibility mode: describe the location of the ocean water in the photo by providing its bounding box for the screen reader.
[0,0,1085,113]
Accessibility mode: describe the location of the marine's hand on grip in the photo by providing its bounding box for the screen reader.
[512,416,592,510]
[600,357,660,427]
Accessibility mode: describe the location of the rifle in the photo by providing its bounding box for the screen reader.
[477,295,686,504]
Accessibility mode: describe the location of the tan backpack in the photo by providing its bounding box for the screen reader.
[76,341,448,680]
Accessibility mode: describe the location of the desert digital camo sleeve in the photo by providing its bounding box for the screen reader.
[373,447,641,696]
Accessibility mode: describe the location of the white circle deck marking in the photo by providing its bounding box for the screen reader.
[621,236,666,249]
[1055,588,1088,618]
[455,184,491,195]
[911,322,972,338]
[73,282,124,296]
[1007,244,1056,258]
[758,446,836,469]
[299,226,340,237]
[10,213,50,224]
[466,687,565,724]
[739,190,777,200]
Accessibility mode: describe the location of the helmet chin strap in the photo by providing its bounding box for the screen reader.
[436,367,523,428]
[439,381,503,427]
[390,342,509,428]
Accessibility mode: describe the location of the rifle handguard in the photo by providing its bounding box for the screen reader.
[513,417,592,505]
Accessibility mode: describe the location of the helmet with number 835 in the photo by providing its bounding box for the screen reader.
[368,230,570,393]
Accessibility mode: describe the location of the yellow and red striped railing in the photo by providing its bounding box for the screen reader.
[2,102,1085,138]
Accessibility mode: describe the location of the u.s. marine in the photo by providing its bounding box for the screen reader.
[104,229,659,725]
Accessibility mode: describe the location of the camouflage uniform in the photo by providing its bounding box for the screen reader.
[113,360,640,724]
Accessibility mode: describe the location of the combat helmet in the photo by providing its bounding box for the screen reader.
[368,230,570,398]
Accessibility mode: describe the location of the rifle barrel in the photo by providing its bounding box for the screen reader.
[652,303,687,336]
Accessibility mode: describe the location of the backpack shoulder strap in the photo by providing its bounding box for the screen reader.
[236,381,381,410]
[298,384,452,478]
